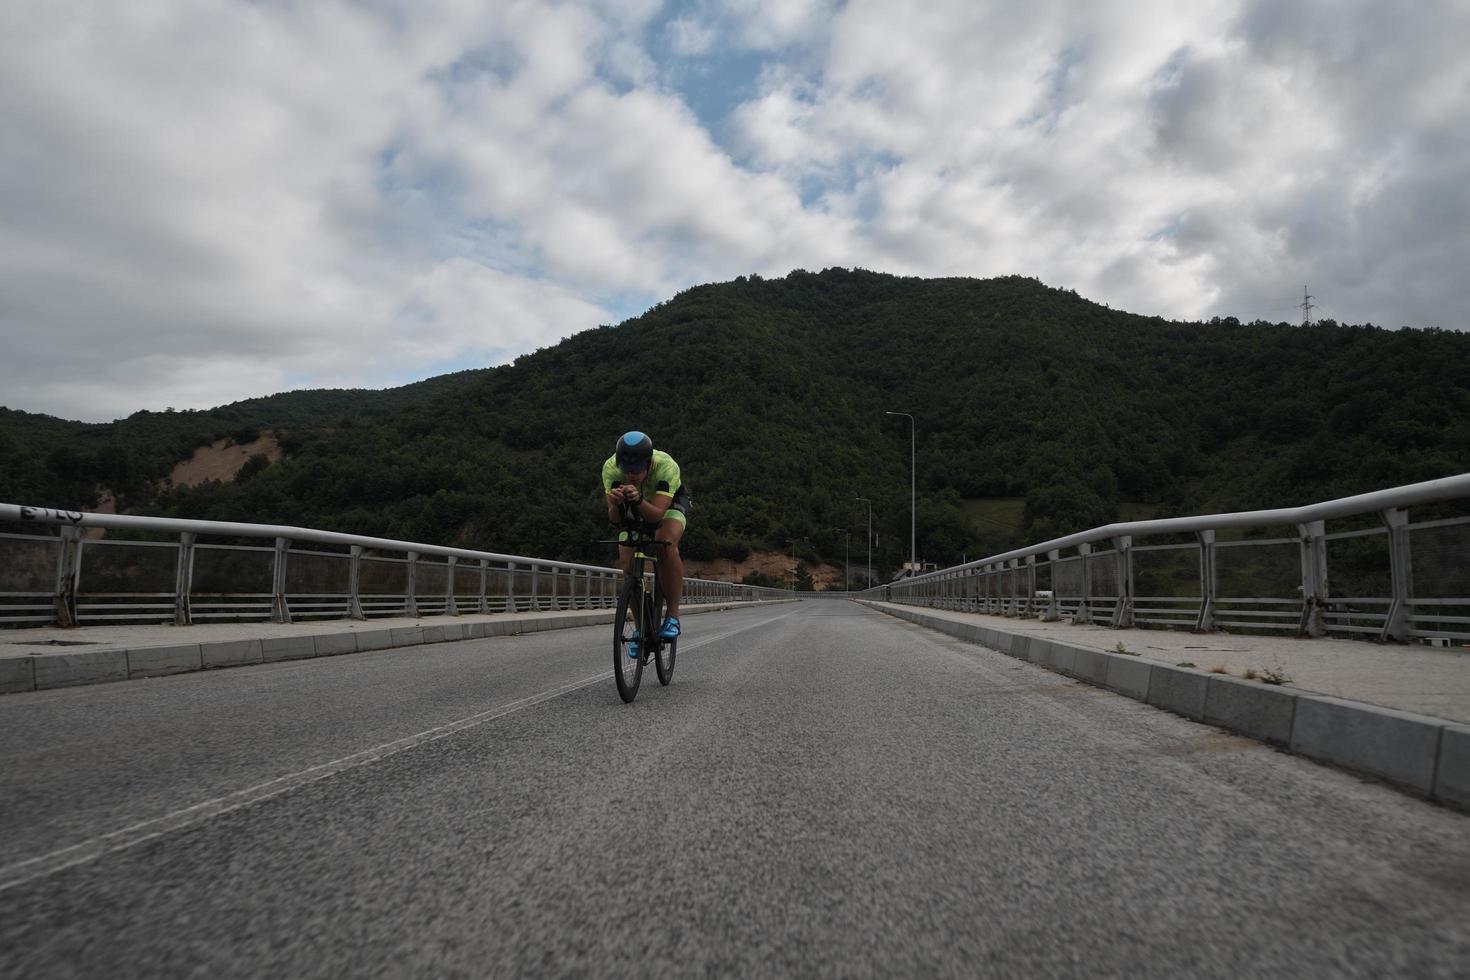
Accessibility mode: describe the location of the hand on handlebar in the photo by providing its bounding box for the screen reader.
[607,485,642,510]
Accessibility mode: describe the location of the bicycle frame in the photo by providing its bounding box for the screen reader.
[608,515,675,702]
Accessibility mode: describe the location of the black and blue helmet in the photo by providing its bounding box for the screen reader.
[615,431,653,470]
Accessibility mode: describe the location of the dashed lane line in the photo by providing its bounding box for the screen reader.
[0,607,799,894]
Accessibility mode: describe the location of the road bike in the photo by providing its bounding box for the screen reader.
[609,518,676,703]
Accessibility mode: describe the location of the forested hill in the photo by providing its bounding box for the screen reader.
[3,268,1468,574]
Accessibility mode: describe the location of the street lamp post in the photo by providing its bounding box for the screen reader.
[853,497,872,588]
[885,411,917,576]
[787,537,804,591]
[823,527,849,591]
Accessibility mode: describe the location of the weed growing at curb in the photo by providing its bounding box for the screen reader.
[1114,642,1138,656]
[1243,668,1260,680]
[1176,661,1197,668]
[1209,664,1229,674]
[1259,668,1293,685]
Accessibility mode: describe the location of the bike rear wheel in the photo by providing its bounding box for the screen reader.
[613,578,645,703]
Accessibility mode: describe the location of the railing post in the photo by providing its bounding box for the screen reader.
[1380,508,1412,642]
[53,525,82,628]
[1074,543,1093,624]
[446,556,459,616]
[405,551,419,618]
[530,563,541,611]
[271,536,292,624]
[1025,555,1037,618]
[478,559,489,615]
[174,531,196,626]
[1112,535,1133,628]
[1297,520,1328,637]
[505,562,517,613]
[349,545,365,620]
[1195,530,1216,632]
[1043,551,1061,621]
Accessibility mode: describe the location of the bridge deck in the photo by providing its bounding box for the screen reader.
[2,602,1470,975]
[5,598,1468,724]
[1,601,1467,976]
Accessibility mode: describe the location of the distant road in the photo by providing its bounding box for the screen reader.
[2,602,1467,978]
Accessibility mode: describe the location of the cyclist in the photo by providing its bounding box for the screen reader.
[603,431,691,652]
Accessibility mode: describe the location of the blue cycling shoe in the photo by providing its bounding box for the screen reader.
[659,616,681,640]
[626,631,641,659]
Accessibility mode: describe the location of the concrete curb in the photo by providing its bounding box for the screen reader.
[859,600,1468,812]
[0,599,798,696]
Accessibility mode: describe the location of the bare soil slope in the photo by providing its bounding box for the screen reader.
[685,550,849,590]
[167,435,283,488]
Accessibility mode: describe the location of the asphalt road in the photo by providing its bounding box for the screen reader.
[2,601,1467,978]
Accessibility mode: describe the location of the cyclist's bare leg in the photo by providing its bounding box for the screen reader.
[617,544,635,578]
[655,517,685,618]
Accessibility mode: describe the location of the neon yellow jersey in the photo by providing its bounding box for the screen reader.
[602,449,681,499]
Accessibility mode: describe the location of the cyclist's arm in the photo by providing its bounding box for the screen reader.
[605,482,631,524]
[627,456,679,523]
[630,490,674,523]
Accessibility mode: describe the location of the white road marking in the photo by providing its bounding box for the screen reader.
[0,607,798,893]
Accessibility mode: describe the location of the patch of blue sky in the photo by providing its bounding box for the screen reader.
[665,46,770,136]
[369,144,528,271]
[425,38,522,91]
[1148,215,1184,243]
[641,9,772,138]
[599,288,663,325]
[374,141,464,215]
[805,151,901,218]
[439,217,541,273]
[1019,43,1089,135]
[280,370,319,391]
[1151,45,1192,88]
[352,352,512,392]
[394,352,514,384]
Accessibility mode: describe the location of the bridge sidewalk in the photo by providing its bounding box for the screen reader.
[860,600,1470,809]
[862,601,1470,724]
[0,599,795,696]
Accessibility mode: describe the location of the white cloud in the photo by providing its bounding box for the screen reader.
[718,0,837,49]
[0,0,1466,422]
[667,16,717,56]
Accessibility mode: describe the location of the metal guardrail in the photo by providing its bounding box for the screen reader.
[0,504,787,628]
[861,475,1470,643]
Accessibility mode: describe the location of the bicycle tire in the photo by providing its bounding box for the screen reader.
[654,589,676,686]
[655,632,676,686]
[613,577,644,703]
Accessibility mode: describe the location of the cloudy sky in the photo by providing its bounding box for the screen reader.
[2,0,1466,422]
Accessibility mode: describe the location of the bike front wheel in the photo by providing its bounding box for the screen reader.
[655,631,676,686]
[613,579,645,703]
[648,587,675,686]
